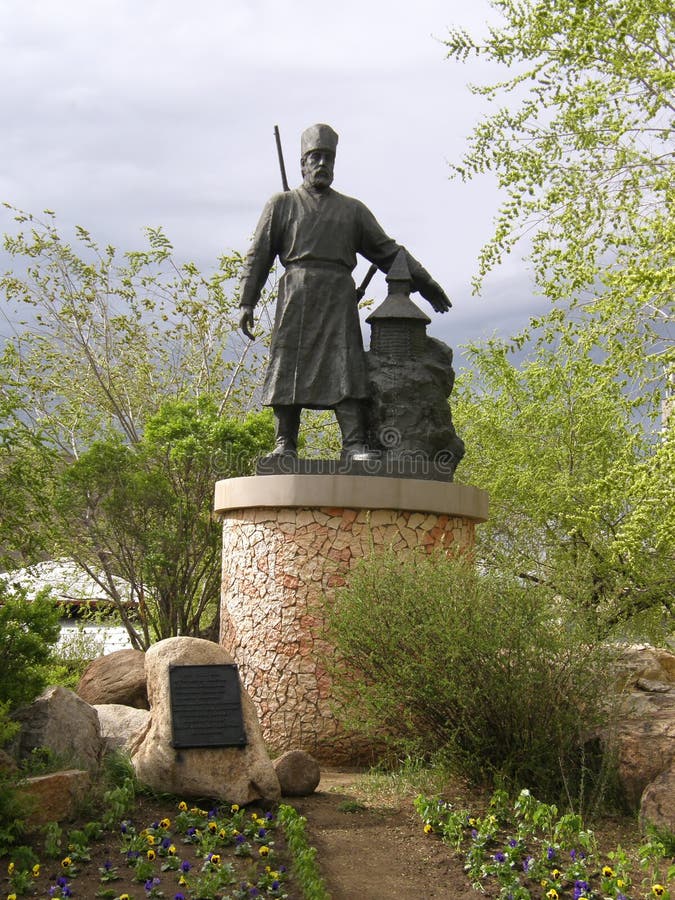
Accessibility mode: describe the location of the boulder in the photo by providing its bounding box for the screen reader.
[130,637,280,805]
[10,686,104,774]
[20,769,90,828]
[640,767,675,834]
[94,704,150,752]
[77,648,148,709]
[274,750,321,796]
[606,645,675,811]
[611,643,675,690]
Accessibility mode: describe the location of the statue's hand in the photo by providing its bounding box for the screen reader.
[239,305,256,340]
[424,282,452,313]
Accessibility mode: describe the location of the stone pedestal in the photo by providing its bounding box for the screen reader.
[214,474,488,762]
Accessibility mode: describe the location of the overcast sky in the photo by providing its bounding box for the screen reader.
[0,0,546,353]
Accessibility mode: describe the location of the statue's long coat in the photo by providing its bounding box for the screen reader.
[239,185,436,408]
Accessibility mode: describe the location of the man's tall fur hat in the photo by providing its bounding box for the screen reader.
[301,124,338,156]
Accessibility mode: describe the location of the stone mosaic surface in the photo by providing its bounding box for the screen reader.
[220,506,475,762]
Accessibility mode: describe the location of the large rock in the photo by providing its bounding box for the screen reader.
[94,704,150,752]
[10,686,104,773]
[611,643,675,690]
[274,750,321,796]
[640,767,675,833]
[606,645,675,813]
[130,637,280,805]
[77,649,148,709]
[20,770,91,828]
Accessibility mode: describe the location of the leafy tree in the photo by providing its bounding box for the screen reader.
[51,399,273,649]
[454,320,674,636]
[0,205,274,452]
[445,0,673,386]
[444,0,673,635]
[0,208,276,644]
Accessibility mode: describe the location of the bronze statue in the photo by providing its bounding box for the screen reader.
[239,123,451,461]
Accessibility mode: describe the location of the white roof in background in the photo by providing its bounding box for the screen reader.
[0,558,132,604]
[57,623,133,655]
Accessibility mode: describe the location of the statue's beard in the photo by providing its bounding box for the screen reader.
[303,169,333,191]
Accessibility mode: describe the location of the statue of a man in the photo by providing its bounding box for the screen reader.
[239,123,451,460]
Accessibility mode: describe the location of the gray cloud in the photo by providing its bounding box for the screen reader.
[1,0,544,360]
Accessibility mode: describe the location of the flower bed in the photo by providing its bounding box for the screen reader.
[415,789,674,900]
[3,797,323,900]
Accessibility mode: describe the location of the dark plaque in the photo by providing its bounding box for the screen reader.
[169,664,247,749]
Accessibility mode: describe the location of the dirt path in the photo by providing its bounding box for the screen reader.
[292,770,481,899]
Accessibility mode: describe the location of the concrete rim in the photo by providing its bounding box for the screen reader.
[214,475,488,522]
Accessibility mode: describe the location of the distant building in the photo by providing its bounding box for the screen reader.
[0,559,133,656]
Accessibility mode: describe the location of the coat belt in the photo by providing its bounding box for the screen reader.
[285,260,351,274]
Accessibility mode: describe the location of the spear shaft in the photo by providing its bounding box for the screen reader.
[274,125,290,192]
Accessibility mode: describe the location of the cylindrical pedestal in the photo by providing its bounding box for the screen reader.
[215,475,488,762]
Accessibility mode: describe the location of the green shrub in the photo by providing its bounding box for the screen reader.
[323,550,618,805]
[0,579,61,854]
[0,581,61,710]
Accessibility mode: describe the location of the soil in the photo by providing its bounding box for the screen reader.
[5,768,652,900]
[292,770,480,899]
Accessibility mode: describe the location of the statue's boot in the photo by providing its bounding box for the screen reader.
[261,405,301,459]
[335,399,379,462]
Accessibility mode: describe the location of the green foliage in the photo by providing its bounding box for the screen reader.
[0,702,19,747]
[0,772,32,856]
[0,581,60,710]
[414,787,662,899]
[43,821,64,859]
[445,0,673,384]
[0,581,60,857]
[277,804,330,900]
[49,398,273,648]
[453,324,674,637]
[45,625,110,690]
[18,746,74,777]
[323,550,617,804]
[444,0,674,642]
[0,206,273,451]
[101,777,137,831]
[0,208,277,646]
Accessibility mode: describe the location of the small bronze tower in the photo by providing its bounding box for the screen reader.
[366,250,431,357]
[365,249,465,479]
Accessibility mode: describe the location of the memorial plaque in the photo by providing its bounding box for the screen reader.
[169,664,247,749]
